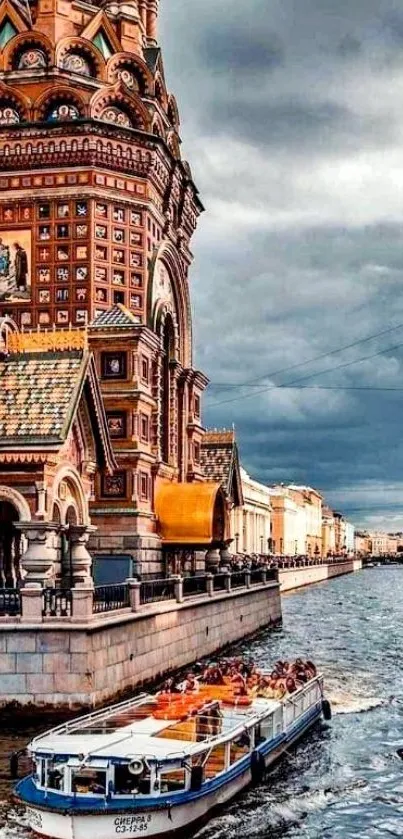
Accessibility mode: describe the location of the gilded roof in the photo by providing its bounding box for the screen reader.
[0,351,85,446]
[155,481,222,545]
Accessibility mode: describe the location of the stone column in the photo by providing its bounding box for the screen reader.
[224,570,232,593]
[173,575,183,603]
[21,583,43,623]
[206,573,214,597]
[17,521,61,585]
[71,584,94,622]
[205,548,220,572]
[127,579,141,612]
[68,525,96,587]
[219,546,232,568]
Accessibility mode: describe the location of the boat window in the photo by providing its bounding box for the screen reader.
[229,732,251,765]
[114,764,150,796]
[204,745,226,779]
[260,715,274,741]
[159,768,186,793]
[47,758,66,792]
[71,768,106,795]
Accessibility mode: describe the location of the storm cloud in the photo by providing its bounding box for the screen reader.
[159,1,403,529]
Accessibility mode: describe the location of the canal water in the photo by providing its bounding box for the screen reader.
[1,566,403,838]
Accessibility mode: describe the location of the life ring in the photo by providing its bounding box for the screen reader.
[322,699,332,721]
[250,749,265,783]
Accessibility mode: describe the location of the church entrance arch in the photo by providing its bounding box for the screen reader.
[0,500,22,587]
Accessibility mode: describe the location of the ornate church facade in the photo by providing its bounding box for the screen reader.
[0,0,236,580]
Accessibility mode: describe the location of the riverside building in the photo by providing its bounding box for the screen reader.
[0,0,235,583]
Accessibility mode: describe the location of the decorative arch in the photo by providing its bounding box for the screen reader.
[149,242,192,368]
[51,465,88,525]
[154,74,167,109]
[90,83,150,131]
[56,37,106,81]
[3,30,53,71]
[107,52,153,95]
[33,85,87,122]
[152,114,165,139]
[167,94,180,129]
[0,485,31,520]
[0,81,30,123]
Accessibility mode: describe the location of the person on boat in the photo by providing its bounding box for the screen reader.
[305,661,317,678]
[181,673,200,694]
[230,669,248,696]
[285,677,297,694]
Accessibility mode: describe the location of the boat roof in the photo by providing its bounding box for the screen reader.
[30,693,280,763]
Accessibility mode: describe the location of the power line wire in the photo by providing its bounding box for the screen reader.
[206,338,403,409]
[208,320,403,390]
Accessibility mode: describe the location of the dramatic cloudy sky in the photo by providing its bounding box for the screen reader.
[160,1,403,530]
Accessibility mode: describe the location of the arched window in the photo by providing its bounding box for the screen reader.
[18,48,47,70]
[46,102,80,121]
[161,314,175,464]
[100,105,133,128]
[61,52,91,76]
[0,500,21,587]
[0,104,20,125]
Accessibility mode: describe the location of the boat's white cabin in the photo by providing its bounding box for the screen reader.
[28,679,322,800]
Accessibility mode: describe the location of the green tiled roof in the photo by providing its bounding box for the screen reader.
[0,351,85,445]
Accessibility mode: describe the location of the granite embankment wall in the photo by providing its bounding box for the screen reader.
[0,582,281,711]
[279,558,363,593]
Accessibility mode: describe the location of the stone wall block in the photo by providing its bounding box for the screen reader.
[0,674,27,693]
[16,654,43,674]
[36,634,70,653]
[26,674,55,694]
[7,635,36,653]
[70,653,89,673]
[43,653,71,674]
[0,654,16,673]
[69,634,90,653]
[54,672,87,693]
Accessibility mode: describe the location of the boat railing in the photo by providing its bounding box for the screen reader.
[0,587,21,617]
[31,693,151,742]
[282,676,323,727]
[93,584,130,614]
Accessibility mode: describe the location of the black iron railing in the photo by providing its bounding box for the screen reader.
[42,588,72,618]
[183,575,207,598]
[231,571,247,588]
[140,578,175,605]
[93,584,130,614]
[213,573,227,592]
[265,567,279,582]
[0,588,21,617]
[250,568,263,584]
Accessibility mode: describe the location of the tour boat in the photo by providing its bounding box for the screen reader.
[14,673,330,839]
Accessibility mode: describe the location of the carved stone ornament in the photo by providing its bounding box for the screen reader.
[18,49,47,70]
[0,107,20,125]
[62,53,91,76]
[16,521,61,585]
[100,106,132,127]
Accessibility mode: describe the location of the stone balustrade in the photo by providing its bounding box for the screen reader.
[0,570,278,625]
